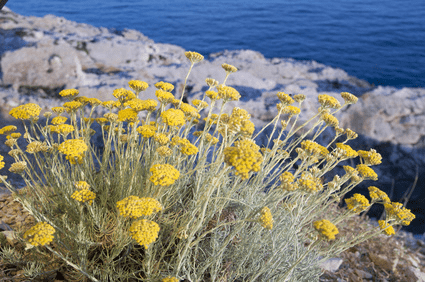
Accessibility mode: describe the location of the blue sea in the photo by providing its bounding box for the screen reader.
[5,0,425,88]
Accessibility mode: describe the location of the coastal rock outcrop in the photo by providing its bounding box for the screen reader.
[1,7,424,234]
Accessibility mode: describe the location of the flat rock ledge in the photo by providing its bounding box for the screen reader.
[1,7,425,234]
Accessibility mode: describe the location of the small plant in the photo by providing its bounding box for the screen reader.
[0,51,415,281]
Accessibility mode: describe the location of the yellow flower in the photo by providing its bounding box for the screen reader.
[23,222,55,246]
[156,89,175,104]
[51,116,68,125]
[175,138,198,155]
[357,149,382,166]
[301,140,329,158]
[217,84,240,101]
[378,220,395,236]
[51,106,66,115]
[0,125,17,135]
[345,128,358,140]
[50,124,75,136]
[162,277,179,282]
[59,89,79,98]
[155,81,174,92]
[318,94,341,109]
[129,219,160,249]
[149,164,180,186]
[128,80,149,93]
[221,63,238,73]
[118,108,139,123]
[74,181,90,190]
[71,189,96,205]
[293,94,306,103]
[356,164,378,181]
[384,202,415,226]
[313,219,339,240]
[113,88,136,102]
[205,78,219,87]
[9,103,42,120]
[0,155,4,170]
[259,207,273,230]
[185,51,204,64]
[280,171,297,191]
[223,139,263,180]
[341,92,358,104]
[276,92,294,105]
[192,99,209,110]
[278,105,301,115]
[74,96,89,106]
[63,101,83,112]
[156,146,173,157]
[205,90,219,100]
[104,113,119,123]
[345,193,370,213]
[297,172,323,193]
[137,124,157,138]
[102,100,116,110]
[9,161,27,174]
[179,103,200,119]
[8,133,21,139]
[368,186,391,204]
[161,108,185,127]
[336,143,358,159]
[58,139,88,164]
[153,133,170,145]
[321,113,339,127]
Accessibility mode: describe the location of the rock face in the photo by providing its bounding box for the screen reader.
[0,7,424,233]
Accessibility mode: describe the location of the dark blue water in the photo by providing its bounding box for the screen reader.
[5,0,425,88]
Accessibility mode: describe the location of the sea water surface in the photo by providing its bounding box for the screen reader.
[6,0,425,88]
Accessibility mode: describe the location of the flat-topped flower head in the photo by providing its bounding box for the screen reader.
[205,90,219,100]
[293,94,306,103]
[276,92,295,105]
[259,207,273,230]
[150,164,180,186]
[384,202,415,226]
[205,78,219,87]
[156,146,173,157]
[217,84,240,101]
[336,143,358,159]
[314,219,339,240]
[50,124,75,136]
[129,219,160,249]
[185,51,204,64]
[113,88,136,102]
[9,103,42,121]
[345,128,358,140]
[137,124,157,138]
[341,92,358,104]
[58,139,88,164]
[156,89,175,104]
[59,88,79,99]
[74,181,90,190]
[23,222,55,246]
[368,186,391,204]
[318,94,341,109]
[0,125,17,135]
[0,155,5,170]
[301,140,329,158]
[162,277,179,282]
[155,81,174,92]
[9,161,27,174]
[345,193,370,214]
[118,108,139,123]
[297,172,323,193]
[179,103,200,119]
[222,63,238,73]
[321,112,339,127]
[116,196,162,219]
[191,99,209,110]
[223,139,263,180]
[161,108,185,127]
[378,220,395,236]
[175,138,198,155]
[63,101,83,113]
[356,164,378,181]
[154,133,170,145]
[128,80,149,94]
[278,105,301,116]
[51,116,68,125]
[71,189,96,205]
[358,149,382,166]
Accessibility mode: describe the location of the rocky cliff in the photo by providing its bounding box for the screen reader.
[1,7,424,234]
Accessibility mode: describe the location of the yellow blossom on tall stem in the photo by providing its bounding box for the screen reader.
[149,164,180,186]
[313,219,339,240]
[23,222,55,246]
[128,219,160,249]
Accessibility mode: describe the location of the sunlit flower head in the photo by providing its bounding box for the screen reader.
[129,80,149,94]
[129,219,160,249]
[314,219,338,240]
[345,193,370,214]
[259,207,273,230]
[9,103,42,121]
[185,51,204,64]
[23,222,55,246]
[71,189,96,205]
[149,164,180,186]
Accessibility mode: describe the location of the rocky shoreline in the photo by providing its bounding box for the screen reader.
[1,6,425,235]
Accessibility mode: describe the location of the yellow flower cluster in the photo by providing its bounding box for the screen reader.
[356,164,378,181]
[57,139,88,165]
[153,133,170,145]
[345,128,358,140]
[51,116,68,125]
[74,181,90,190]
[293,94,306,103]
[297,172,323,193]
[149,164,180,186]
[220,107,255,137]
[161,108,186,127]
[222,63,238,73]
[118,108,139,123]
[368,186,390,204]
[63,101,83,113]
[345,193,370,214]
[259,207,273,230]
[129,219,160,249]
[205,78,219,87]
[0,155,4,170]
[59,88,79,98]
[71,189,96,205]
[301,140,329,158]
[172,138,198,155]
[128,80,149,93]
[279,171,297,191]
[162,277,179,282]
[276,92,295,105]
[155,81,174,92]
[9,161,27,174]
[321,112,339,127]
[179,103,200,119]
[278,105,301,115]
[116,196,163,219]
[205,90,219,100]
[384,202,415,226]
[185,51,204,64]
[156,146,173,157]
[223,139,263,180]
[137,124,157,138]
[23,222,55,246]
[192,99,209,110]
[318,94,341,109]
[113,88,136,102]
[216,84,241,101]
[52,107,66,115]
[341,92,358,104]
[156,89,175,104]
[336,143,358,159]
[0,125,17,135]
[50,124,75,136]
[313,219,339,240]
[9,103,42,120]
[378,220,395,236]
[357,149,382,165]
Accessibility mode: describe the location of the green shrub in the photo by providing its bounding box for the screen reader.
[0,51,415,281]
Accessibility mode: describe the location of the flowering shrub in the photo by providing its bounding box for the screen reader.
[0,51,415,281]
